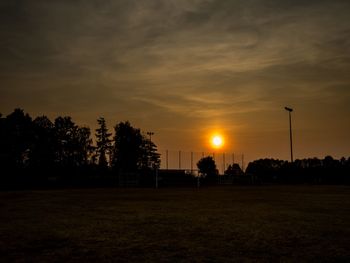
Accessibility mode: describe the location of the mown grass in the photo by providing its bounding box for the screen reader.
[1,186,350,262]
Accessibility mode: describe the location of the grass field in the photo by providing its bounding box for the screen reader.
[1,186,350,262]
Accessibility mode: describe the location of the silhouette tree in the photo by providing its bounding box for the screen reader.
[0,113,6,169]
[95,117,112,168]
[30,116,56,171]
[246,158,287,183]
[2,109,33,170]
[148,140,161,169]
[54,116,92,169]
[111,121,143,173]
[225,163,243,177]
[54,116,77,168]
[139,138,161,170]
[75,126,93,167]
[197,156,217,182]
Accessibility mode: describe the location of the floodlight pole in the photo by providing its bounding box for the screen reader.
[223,153,225,174]
[284,107,294,163]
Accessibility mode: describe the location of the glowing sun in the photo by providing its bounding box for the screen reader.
[211,135,224,149]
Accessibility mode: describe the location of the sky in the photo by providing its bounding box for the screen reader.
[1,0,350,167]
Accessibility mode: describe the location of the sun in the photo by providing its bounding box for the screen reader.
[211,135,224,149]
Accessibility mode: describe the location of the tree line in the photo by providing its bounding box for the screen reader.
[245,157,350,184]
[0,108,160,189]
[1,108,349,189]
[193,151,350,185]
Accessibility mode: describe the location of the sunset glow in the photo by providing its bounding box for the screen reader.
[211,135,224,149]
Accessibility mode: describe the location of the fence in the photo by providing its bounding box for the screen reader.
[158,150,245,174]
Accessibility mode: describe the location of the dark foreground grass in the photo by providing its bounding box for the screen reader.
[1,186,350,262]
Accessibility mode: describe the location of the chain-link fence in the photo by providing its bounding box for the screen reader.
[158,150,245,174]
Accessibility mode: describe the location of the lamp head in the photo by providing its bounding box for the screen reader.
[285,107,293,112]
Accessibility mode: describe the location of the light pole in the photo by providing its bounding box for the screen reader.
[284,107,294,162]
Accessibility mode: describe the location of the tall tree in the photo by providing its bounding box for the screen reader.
[54,116,77,168]
[139,138,161,170]
[111,121,143,173]
[54,116,92,169]
[95,117,112,167]
[30,116,56,170]
[75,126,93,167]
[2,109,33,169]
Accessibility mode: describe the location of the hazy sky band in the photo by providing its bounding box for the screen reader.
[1,0,349,162]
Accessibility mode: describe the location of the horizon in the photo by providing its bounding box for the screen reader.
[1,107,348,174]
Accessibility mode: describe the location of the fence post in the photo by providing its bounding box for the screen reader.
[223,152,225,174]
[191,151,193,173]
